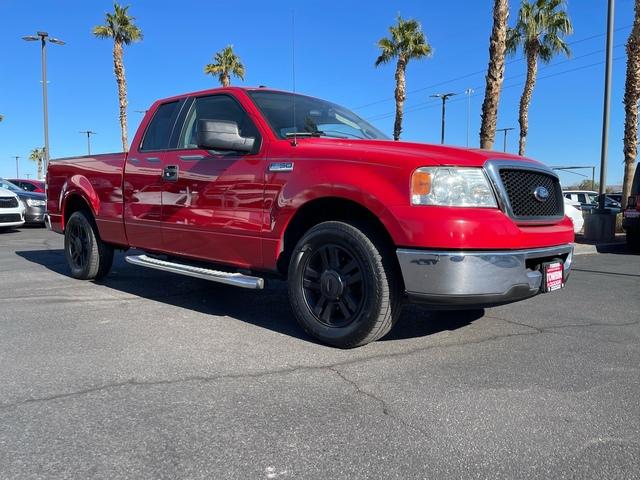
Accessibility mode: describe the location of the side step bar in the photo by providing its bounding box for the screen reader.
[125,254,264,289]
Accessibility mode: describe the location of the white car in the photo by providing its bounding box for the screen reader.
[564,197,584,234]
[0,187,25,229]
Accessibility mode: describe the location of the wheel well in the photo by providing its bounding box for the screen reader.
[277,197,398,276]
[63,194,92,229]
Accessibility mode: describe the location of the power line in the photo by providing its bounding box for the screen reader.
[354,24,632,111]
[366,53,626,122]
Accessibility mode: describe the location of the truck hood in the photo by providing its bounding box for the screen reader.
[294,138,546,170]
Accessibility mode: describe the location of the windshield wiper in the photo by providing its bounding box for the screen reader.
[284,131,349,139]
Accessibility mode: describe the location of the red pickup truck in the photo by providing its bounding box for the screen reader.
[47,87,574,348]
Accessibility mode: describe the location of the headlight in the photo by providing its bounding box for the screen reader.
[411,167,497,207]
[26,198,46,207]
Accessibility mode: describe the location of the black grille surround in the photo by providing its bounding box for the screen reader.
[0,213,22,223]
[0,197,19,209]
[499,167,564,223]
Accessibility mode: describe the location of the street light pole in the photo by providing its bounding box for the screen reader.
[496,127,515,152]
[22,32,65,174]
[13,156,20,178]
[464,88,474,147]
[431,93,457,144]
[598,0,615,210]
[80,130,97,156]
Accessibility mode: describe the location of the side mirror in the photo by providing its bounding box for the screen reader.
[196,119,255,153]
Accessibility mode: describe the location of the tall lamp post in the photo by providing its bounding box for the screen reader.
[13,156,20,178]
[80,130,97,156]
[22,32,65,173]
[431,92,457,144]
[496,127,515,152]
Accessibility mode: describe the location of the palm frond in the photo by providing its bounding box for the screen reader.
[374,15,432,67]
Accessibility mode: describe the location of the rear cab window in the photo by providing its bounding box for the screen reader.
[140,101,182,151]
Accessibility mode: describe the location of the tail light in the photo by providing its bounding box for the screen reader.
[628,195,638,211]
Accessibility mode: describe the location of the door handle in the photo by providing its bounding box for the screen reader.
[163,165,179,182]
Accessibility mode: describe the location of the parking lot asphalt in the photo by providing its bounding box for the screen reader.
[0,227,639,480]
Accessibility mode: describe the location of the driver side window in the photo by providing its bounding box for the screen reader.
[178,95,260,150]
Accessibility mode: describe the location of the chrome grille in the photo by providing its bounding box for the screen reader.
[0,197,19,209]
[498,169,563,219]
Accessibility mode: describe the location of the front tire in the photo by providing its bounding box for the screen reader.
[288,221,402,348]
[64,210,114,280]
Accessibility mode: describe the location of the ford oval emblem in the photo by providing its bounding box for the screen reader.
[533,186,550,202]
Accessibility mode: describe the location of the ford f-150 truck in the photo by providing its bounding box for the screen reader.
[47,87,574,348]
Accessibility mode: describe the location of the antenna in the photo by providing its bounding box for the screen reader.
[291,9,297,147]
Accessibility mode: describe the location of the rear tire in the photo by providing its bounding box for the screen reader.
[64,210,114,280]
[288,221,402,348]
[627,228,640,254]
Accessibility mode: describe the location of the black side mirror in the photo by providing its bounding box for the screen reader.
[196,119,255,153]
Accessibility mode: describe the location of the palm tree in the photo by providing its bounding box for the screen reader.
[29,147,45,180]
[375,16,432,141]
[93,3,143,153]
[479,0,510,150]
[204,46,245,87]
[622,0,640,209]
[507,0,572,156]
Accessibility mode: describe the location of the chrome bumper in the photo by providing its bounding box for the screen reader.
[397,244,573,308]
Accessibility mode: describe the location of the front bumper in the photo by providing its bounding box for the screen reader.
[24,205,46,224]
[397,244,573,309]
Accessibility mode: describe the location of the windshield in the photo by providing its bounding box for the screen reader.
[247,90,388,140]
[0,178,22,193]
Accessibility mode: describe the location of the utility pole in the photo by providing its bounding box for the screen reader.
[465,88,474,147]
[80,130,97,155]
[431,93,457,144]
[22,32,66,173]
[13,156,20,178]
[496,127,515,153]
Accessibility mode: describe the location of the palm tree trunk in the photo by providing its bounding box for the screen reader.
[37,159,43,180]
[518,48,538,156]
[480,0,509,150]
[622,2,640,209]
[393,58,407,141]
[222,73,230,87]
[113,41,129,152]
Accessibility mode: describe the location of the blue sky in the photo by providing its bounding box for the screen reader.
[0,0,635,188]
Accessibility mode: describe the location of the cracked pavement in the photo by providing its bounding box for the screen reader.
[1,228,639,479]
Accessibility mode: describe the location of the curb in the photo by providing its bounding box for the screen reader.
[572,241,626,255]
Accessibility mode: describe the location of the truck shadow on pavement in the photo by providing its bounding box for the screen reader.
[16,249,481,345]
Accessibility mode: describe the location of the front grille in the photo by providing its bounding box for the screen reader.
[0,197,19,209]
[499,169,563,219]
[0,213,22,223]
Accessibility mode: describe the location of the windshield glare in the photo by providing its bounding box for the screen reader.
[0,179,22,193]
[247,90,388,141]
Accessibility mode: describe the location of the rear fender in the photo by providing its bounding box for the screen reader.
[59,175,100,230]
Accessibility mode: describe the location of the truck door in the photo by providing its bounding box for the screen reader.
[123,99,185,252]
[159,94,265,269]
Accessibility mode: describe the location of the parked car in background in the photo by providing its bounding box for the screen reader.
[0,178,46,225]
[8,179,45,193]
[563,190,620,213]
[622,168,640,253]
[608,193,623,204]
[563,190,598,210]
[0,187,25,230]
[563,197,584,234]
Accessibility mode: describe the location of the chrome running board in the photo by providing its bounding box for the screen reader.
[125,254,264,289]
